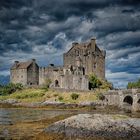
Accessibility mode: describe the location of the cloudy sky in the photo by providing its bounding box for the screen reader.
[0,0,140,88]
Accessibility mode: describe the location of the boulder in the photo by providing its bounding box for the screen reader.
[1,99,18,104]
[78,101,94,106]
[41,101,64,106]
[45,114,140,139]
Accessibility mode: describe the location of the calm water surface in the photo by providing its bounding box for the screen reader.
[0,108,140,139]
[0,108,86,139]
[0,108,78,125]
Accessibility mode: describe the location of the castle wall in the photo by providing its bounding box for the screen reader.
[39,67,62,86]
[59,75,88,90]
[39,67,46,85]
[10,69,27,85]
[39,66,89,90]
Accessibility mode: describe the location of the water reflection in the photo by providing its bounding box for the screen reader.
[0,108,77,125]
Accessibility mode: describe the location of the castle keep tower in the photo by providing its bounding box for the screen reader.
[63,38,106,79]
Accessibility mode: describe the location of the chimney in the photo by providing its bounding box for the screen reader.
[14,61,19,67]
[72,42,78,47]
[91,37,96,51]
[15,61,19,64]
[32,59,36,62]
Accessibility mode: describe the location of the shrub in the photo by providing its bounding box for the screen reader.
[43,86,49,92]
[53,93,58,97]
[0,83,24,95]
[58,96,63,101]
[100,80,113,90]
[96,93,105,101]
[127,79,140,89]
[71,93,79,100]
[88,74,102,89]
[46,94,51,98]
[88,74,113,90]
[15,92,45,99]
[15,83,23,90]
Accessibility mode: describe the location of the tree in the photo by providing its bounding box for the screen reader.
[127,79,140,89]
[88,74,113,90]
[88,74,102,89]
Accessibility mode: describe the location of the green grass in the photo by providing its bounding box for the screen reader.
[43,88,106,103]
[0,88,46,103]
[0,88,107,104]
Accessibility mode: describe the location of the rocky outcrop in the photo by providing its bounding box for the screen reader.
[0,99,18,104]
[41,101,64,106]
[44,114,140,139]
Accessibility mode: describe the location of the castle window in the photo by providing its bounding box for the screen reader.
[83,68,85,75]
[21,75,23,78]
[94,63,97,69]
[76,51,79,56]
[30,83,32,85]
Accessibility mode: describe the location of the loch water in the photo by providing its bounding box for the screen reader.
[0,107,140,139]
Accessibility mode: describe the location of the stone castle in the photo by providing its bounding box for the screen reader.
[10,38,106,90]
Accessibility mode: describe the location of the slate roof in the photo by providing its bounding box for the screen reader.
[11,61,32,70]
[66,42,91,54]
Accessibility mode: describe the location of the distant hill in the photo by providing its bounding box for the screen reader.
[0,75,10,85]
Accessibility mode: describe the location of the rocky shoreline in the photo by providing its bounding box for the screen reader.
[0,99,107,109]
[1,99,140,139]
[44,114,140,140]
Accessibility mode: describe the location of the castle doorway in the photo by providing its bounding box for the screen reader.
[55,80,59,87]
[88,82,92,90]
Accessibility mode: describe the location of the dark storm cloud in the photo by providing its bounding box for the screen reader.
[0,0,140,87]
[122,9,135,13]
[0,0,32,8]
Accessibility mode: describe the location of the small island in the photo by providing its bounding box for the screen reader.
[0,0,140,139]
[0,39,140,139]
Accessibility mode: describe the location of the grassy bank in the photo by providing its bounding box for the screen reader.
[0,87,107,103]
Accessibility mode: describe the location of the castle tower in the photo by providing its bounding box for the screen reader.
[63,38,106,79]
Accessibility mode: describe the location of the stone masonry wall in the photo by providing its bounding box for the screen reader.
[27,62,39,85]
[10,69,27,85]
